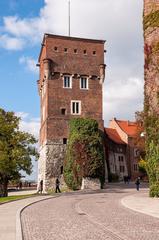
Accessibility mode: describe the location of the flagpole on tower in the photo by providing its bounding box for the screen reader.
[68,0,71,36]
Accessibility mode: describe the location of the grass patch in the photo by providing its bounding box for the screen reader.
[0,194,37,204]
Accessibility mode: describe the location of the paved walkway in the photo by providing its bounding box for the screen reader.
[21,186,159,240]
[121,190,159,219]
[108,182,159,219]
[1,184,159,240]
[8,189,37,196]
[0,195,51,240]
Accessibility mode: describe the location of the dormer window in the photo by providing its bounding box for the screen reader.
[63,75,72,88]
[80,77,88,89]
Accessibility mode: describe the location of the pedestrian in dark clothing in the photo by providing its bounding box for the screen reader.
[55,178,61,193]
[124,176,127,184]
[127,176,130,184]
[135,177,140,191]
[19,181,22,189]
[39,180,43,194]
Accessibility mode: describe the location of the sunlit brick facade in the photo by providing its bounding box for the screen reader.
[37,34,106,191]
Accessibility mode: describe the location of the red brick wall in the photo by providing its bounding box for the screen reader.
[45,35,104,76]
[38,35,105,145]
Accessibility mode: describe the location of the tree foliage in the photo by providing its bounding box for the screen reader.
[64,118,105,190]
[143,96,159,197]
[135,110,159,196]
[0,108,38,197]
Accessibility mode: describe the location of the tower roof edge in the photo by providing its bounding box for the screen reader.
[38,33,106,62]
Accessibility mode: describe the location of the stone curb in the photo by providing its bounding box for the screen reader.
[16,195,60,240]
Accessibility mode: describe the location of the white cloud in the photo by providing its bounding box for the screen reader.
[0,34,25,50]
[16,112,40,138]
[16,112,29,119]
[3,16,33,37]
[103,77,144,125]
[104,78,143,102]
[0,0,144,49]
[19,120,40,139]
[19,56,38,74]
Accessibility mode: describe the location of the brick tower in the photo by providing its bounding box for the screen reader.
[144,0,159,114]
[37,34,106,192]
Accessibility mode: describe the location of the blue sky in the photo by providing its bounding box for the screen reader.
[0,0,43,117]
[0,0,144,180]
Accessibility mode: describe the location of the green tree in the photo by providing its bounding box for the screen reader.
[64,118,105,190]
[0,108,38,197]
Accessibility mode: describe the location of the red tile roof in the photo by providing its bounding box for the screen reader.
[105,128,125,144]
[115,120,137,137]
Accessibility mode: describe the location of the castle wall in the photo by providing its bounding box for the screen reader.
[44,140,67,191]
[144,0,159,114]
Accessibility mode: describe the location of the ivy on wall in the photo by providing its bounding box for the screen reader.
[144,10,159,30]
[144,5,159,197]
[144,93,159,196]
[63,118,105,190]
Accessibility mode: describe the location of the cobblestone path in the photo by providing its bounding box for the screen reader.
[21,187,159,240]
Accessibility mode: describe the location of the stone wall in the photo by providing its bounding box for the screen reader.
[38,144,47,191]
[45,140,67,191]
[38,140,67,192]
[81,177,101,190]
[144,0,159,114]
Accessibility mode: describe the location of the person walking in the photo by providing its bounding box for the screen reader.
[55,178,61,193]
[135,177,140,191]
[124,176,127,184]
[39,180,43,194]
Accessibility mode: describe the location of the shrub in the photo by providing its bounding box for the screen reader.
[138,159,147,174]
[150,183,159,197]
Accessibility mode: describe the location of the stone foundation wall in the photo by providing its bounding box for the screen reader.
[38,140,67,192]
[81,177,101,190]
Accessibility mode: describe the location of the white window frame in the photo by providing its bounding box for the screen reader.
[71,100,81,115]
[80,77,88,90]
[63,75,72,89]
